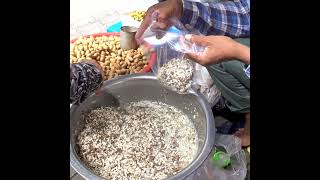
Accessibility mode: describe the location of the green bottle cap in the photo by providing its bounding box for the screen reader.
[212,150,231,168]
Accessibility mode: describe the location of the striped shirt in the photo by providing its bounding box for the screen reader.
[181,0,250,38]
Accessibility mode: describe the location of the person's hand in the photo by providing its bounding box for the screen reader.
[185,35,250,65]
[135,0,183,42]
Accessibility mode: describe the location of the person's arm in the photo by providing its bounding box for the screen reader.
[181,0,250,38]
[185,34,250,65]
[234,42,250,64]
[70,61,103,104]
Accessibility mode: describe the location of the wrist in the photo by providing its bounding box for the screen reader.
[233,43,250,64]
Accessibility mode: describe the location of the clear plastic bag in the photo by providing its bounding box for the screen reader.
[185,134,247,180]
[140,12,221,103]
[193,63,222,106]
[141,12,204,94]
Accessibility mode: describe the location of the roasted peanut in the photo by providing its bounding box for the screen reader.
[116,69,127,75]
[71,35,149,81]
[110,58,116,63]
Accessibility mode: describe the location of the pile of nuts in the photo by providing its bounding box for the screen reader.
[77,100,198,180]
[157,58,194,94]
[70,35,149,80]
[128,11,146,22]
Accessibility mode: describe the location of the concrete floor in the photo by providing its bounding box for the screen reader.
[71,0,157,22]
[70,0,158,39]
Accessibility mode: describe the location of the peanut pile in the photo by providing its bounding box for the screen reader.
[128,11,146,22]
[70,35,148,80]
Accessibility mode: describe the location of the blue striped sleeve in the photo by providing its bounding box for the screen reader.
[245,65,250,78]
[180,0,250,38]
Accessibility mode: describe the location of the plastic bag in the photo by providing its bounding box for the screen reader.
[140,12,221,104]
[141,12,204,94]
[193,63,222,106]
[185,134,247,180]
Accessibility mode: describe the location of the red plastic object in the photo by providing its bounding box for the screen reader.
[70,32,155,73]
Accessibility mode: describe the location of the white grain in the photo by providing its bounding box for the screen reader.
[157,58,194,94]
[77,100,197,180]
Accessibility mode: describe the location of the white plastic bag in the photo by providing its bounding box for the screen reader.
[185,134,247,180]
[193,64,221,106]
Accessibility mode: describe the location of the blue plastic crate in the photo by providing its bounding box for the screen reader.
[107,21,122,32]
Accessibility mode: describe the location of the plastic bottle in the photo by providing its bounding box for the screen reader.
[212,147,231,168]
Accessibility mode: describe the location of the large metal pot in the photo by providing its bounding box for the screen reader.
[70,74,215,180]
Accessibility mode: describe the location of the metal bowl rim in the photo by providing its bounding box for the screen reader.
[70,74,215,180]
